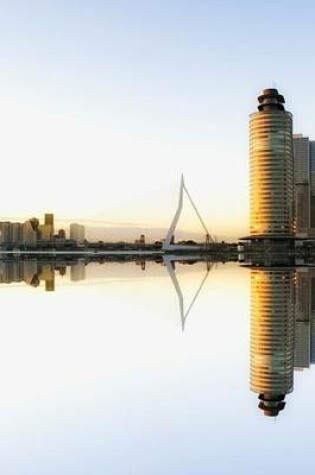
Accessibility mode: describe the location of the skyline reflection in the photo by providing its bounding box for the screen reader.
[249,261,315,417]
[250,266,295,416]
[1,256,315,418]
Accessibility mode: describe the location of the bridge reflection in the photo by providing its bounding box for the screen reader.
[0,255,215,292]
[164,255,212,331]
[1,255,315,417]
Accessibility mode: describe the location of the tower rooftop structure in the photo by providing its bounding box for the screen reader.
[257,88,285,111]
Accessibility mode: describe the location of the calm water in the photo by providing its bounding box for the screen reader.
[0,258,313,474]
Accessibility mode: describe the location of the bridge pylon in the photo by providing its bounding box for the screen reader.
[163,175,213,251]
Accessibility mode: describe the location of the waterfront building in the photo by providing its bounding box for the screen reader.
[293,134,315,236]
[70,223,85,243]
[0,222,13,245]
[295,182,310,234]
[250,267,295,416]
[12,223,23,245]
[57,229,66,239]
[250,89,294,238]
[44,213,54,235]
[30,217,39,232]
[22,221,37,247]
[39,224,53,241]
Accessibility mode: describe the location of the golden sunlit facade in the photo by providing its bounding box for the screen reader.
[250,268,295,416]
[250,89,294,237]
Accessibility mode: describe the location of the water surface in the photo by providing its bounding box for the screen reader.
[0,259,313,474]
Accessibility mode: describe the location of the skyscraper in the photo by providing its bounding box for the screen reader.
[44,213,54,236]
[250,89,294,238]
[293,134,315,235]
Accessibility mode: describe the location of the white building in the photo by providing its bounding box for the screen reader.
[70,223,85,243]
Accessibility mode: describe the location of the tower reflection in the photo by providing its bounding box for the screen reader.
[250,267,295,416]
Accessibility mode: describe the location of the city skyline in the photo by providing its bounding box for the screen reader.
[0,209,212,244]
[2,3,315,472]
[2,254,315,419]
[0,213,87,246]
[2,1,315,240]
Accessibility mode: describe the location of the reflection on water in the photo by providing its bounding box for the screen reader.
[0,259,57,291]
[0,256,212,291]
[0,258,89,290]
[1,256,315,471]
[249,263,315,417]
[2,256,315,418]
[164,256,212,330]
[2,256,315,419]
[250,267,295,416]
[295,267,315,369]
[0,257,315,475]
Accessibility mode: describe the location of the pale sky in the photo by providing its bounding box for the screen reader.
[1,0,315,240]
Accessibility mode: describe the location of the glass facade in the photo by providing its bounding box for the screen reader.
[293,135,310,183]
[250,91,294,237]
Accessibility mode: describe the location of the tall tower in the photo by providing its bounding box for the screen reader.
[44,213,54,235]
[250,267,295,416]
[250,89,294,237]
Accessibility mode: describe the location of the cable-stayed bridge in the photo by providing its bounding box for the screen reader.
[162,175,214,251]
